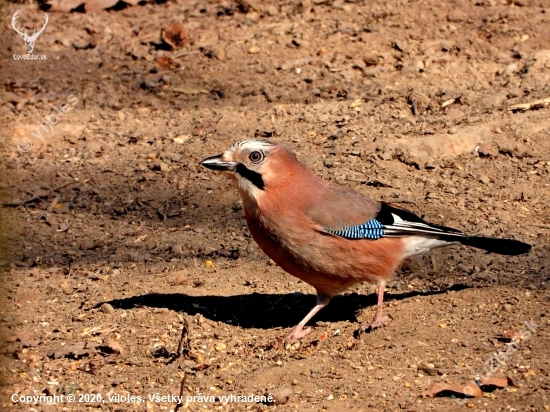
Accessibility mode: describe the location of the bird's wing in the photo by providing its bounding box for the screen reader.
[310,196,462,240]
[374,202,462,237]
[303,181,383,230]
[305,188,531,256]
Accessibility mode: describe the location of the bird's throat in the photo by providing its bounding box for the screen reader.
[236,164,264,190]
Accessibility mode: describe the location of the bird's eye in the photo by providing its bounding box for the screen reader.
[248,151,264,164]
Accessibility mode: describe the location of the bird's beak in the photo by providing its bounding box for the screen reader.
[200,154,238,171]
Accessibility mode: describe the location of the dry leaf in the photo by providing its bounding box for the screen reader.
[48,342,99,359]
[46,0,117,13]
[46,0,144,12]
[156,56,175,69]
[161,22,192,50]
[421,382,482,398]
[479,373,513,388]
[421,373,514,399]
[46,0,86,12]
[7,330,41,348]
[498,328,527,342]
[85,0,119,13]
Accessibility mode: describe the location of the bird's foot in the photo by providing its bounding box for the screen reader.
[358,314,390,334]
[284,326,312,344]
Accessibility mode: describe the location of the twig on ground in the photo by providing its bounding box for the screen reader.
[509,97,550,111]
[2,178,87,207]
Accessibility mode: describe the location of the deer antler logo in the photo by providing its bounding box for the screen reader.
[12,10,49,54]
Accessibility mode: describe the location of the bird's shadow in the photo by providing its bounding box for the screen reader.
[97,284,469,330]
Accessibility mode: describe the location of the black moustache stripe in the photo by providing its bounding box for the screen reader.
[236,164,265,190]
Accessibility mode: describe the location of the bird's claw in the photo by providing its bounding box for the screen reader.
[284,326,312,344]
[358,314,390,334]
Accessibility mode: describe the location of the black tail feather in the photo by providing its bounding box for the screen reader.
[454,236,532,256]
[378,202,532,256]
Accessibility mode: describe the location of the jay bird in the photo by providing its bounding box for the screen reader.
[201,140,531,343]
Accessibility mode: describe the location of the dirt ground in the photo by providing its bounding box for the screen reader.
[1,0,550,411]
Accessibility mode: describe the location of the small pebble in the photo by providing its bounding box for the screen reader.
[477,143,498,157]
[448,127,458,135]
[269,387,293,405]
[266,5,278,16]
[506,63,518,73]
[182,360,197,369]
[393,40,407,53]
[175,273,193,285]
[105,339,123,354]
[479,175,491,184]
[60,281,71,293]
[172,244,183,257]
[447,108,465,120]
[101,303,116,315]
[173,135,190,144]
[363,53,379,66]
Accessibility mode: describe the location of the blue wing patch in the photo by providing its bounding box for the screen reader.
[325,219,385,240]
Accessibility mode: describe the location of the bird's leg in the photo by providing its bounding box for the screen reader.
[284,293,331,344]
[359,281,390,333]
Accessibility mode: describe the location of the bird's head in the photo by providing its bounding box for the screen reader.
[200,140,298,202]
